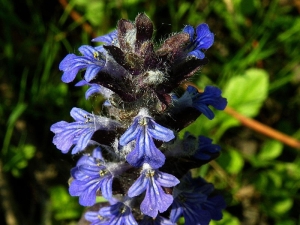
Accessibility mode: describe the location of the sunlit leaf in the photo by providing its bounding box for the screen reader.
[272,198,293,214]
[257,140,283,161]
[50,186,83,220]
[217,148,244,174]
[223,68,269,117]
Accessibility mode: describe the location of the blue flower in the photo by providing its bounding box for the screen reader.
[183,23,214,59]
[50,107,121,154]
[175,85,227,120]
[69,147,131,207]
[98,201,138,225]
[128,167,179,218]
[92,30,117,44]
[69,150,115,206]
[75,80,113,100]
[85,210,105,225]
[194,135,221,160]
[139,215,176,225]
[170,173,226,224]
[59,45,106,83]
[119,110,174,169]
[203,195,226,221]
[170,192,210,225]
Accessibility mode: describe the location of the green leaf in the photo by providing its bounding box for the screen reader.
[212,68,269,139]
[257,140,283,161]
[223,68,269,117]
[50,186,82,220]
[217,148,244,174]
[272,198,293,215]
[266,170,282,188]
[210,211,240,225]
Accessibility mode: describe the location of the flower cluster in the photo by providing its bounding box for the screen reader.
[51,13,227,224]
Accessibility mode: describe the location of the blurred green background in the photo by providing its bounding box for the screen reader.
[1,0,300,224]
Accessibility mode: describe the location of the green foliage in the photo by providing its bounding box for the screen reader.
[257,140,283,161]
[50,186,83,220]
[3,144,36,177]
[210,211,240,225]
[1,0,300,224]
[223,68,269,117]
[217,147,244,175]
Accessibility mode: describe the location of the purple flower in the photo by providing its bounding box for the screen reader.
[75,80,113,100]
[175,85,227,120]
[139,215,176,225]
[69,148,130,207]
[203,195,226,221]
[183,23,214,59]
[128,167,179,218]
[119,110,174,169]
[59,45,106,83]
[194,135,221,160]
[92,30,117,44]
[69,151,115,206]
[50,107,121,154]
[170,173,226,224]
[85,210,106,225]
[170,193,210,225]
[98,201,138,225]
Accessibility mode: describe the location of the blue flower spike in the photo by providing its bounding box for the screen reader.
[52,13,227,224]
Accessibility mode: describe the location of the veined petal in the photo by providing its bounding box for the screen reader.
[140,182,173,217]
[124,213,138,225]
[61,68,81,83]
[147,119,174,142]
[195,23,214,49]
[59,54,78,70]
[70,107,90,121]
[50,121,68,133]
[193,103,214,119]
[75,129,95,151]
[92,30,117,44]
[170,201,183,223]
[85,85,102,99]
[78,45,98,57]
[79,164,104,175]
[128,173,148,197]
[75,80,88,86]
[156,171,180,187]
[100,176,113,199]
[52,125,77,153]
[85,65,103,82]
[84,211,100,223]
[78,182,99,206]
[183,25,195,41]
[119,118,140,145]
